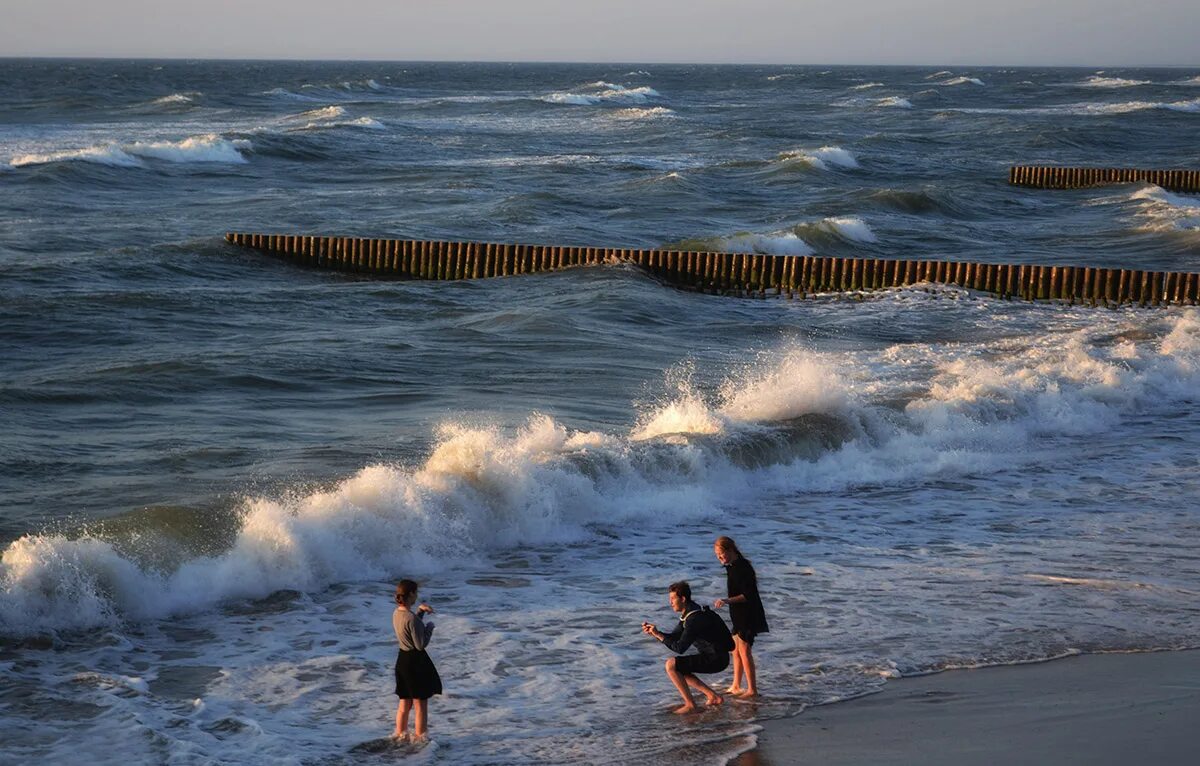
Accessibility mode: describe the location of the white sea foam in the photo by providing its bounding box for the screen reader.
[1128,186,1200,233]
[709,231,815,257]
[1175,76,1200,86]
[926,70,953,79]
[5,311,1200,637]
[778,146,859,170]
[766,73,799,81]
[608,106,675,120]
[820,216,878,243]
[125,134,251,163]
[939,76,985,86]
[148,93,197,106]
[951,98,1200,116]
[10,133,251,168]
[281,106,386,131]
[544,81,662,106]
[876,96,914,109]
[10,144,143,169]
[1079,75,1151,88]
[850,82,885,90]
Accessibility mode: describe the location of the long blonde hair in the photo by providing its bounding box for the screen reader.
[715,536,747,563]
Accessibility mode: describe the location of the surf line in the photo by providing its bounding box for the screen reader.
[225,232,1200,309]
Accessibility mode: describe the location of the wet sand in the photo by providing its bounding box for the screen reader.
[734,650,1200,766]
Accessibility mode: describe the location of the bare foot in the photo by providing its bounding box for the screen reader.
[724,686,744,694]
[705,693,724,706]
[672,703,699,714]
[736,690,759,699]
[390,732,408,742]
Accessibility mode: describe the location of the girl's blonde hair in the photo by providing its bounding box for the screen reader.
[714,536,747,562]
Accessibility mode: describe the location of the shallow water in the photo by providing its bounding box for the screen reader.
[3,61,1200,765]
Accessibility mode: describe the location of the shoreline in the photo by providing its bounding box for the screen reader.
[733,649,1200,766]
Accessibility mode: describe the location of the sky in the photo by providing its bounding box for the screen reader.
[2,0,1198,67]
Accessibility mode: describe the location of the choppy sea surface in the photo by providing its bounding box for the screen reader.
[3,61,1200,765]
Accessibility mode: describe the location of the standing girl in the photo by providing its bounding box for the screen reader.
[392,579,443,741]
[712,536,769,697]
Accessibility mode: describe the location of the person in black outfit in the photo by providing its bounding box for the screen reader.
[713,536,769,697]
[642,580,734,713]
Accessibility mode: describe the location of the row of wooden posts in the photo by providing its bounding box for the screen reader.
[226,232,1200,308]
[1009,166,1200,192]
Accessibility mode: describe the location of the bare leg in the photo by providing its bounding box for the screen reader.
[685,674,724,706]
[393,698,411,738]
[726,649,744,694]
[414,698,429,739]
[664,657,697,713]
[737,637,759,697]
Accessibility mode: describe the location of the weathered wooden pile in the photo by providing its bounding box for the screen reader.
[1009,166,1200,192]
[225,232,1200,308]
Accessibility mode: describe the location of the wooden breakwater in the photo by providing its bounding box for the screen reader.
[225,232,1200,308]
[1009,166,1200,192]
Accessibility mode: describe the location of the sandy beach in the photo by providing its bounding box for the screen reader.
[735,650,1200,766]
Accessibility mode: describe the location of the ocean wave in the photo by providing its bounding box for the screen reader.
[544,81,662,106]
[950,98,1200,116]
[850,82,885,90]
[274,105,386,132]
[144,92,200,109]
[1174,75,1200,86]
[939,76,986,86]
[766,73,800,81]
[695,231,815,256]
[926,70,953,79]
[260,87,321,101]
[9,133,251,169]
[777,146,859,170]
[607,106,675,120]
[1128,186,1200,233]
[876,96,914,109]
[1078,75,1151,88]
[4,311,1200,637]
[811,216,878,243]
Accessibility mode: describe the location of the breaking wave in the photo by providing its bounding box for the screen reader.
[777,146,859,170]
[545,81,662,106]
[9,133,252,169]
[5,311,1200,637]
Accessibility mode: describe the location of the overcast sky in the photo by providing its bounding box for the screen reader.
[3,0,1198,67]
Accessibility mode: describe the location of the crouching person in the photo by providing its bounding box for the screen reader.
[642,580,735,713]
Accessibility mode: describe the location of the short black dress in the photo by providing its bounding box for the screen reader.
[394,648,443,700]
[725,557,769,644]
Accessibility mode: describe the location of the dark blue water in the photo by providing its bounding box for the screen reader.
[2,61,1199,765]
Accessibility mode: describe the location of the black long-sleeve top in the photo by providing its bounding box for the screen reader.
[662,601,732,655]
[725,557,770,635]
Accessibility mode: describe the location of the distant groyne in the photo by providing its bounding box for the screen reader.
[1009,166,1200,192]
[225,233,1200,308]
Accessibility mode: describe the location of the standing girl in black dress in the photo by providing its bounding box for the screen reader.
[712,536,768,697]
[391,579,442,741]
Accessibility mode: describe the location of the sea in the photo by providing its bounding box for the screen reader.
[2,60,1200,765]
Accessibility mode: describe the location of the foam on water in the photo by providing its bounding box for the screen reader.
[6,311,1200,638]
[777,145,859,170]
[876,96,914,109]
[939,76,986,86]
[1128,186,1200,233]
[850,82,885,90]
[544,81,662,106]
[706,231,816,256]
[1078,75,1152,88]
[9,134,251,168]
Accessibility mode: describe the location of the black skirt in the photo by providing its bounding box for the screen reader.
[394,649,443,700]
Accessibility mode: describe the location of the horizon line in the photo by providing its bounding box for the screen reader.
[2,55,1198,70]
